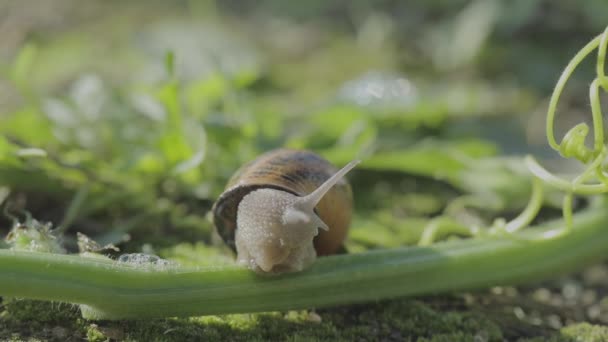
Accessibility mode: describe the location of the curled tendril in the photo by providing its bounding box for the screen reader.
[527,25,608,232]
[419,27,608,246]
[558,123,593,163]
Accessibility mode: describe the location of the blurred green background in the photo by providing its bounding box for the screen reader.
[2,1,608,340]
[2,0,604,248]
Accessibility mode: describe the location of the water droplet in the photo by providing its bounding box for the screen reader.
[116,253,178,271]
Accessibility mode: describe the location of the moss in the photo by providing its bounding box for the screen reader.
[522,323,608,342]
[86,324,108,342]
[556,323,608,342]
[5,288,608,341]
[0,299,87,341]
[1,299,81,325]
[1,295,506,341]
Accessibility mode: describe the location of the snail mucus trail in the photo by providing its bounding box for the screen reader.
[212,149,359,275]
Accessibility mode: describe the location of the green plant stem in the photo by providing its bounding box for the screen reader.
[417,217,474,247]
[526,156,608,194]
[504,177,543,233]
[546,34,602,151]
[589,77,605,152]
[1,204,608,320]
[596,26,608,88]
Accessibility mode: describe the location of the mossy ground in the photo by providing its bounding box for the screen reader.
[1,297,501,341]
[1,290,607,341]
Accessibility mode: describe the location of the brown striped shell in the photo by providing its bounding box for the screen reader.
[212,149,353,256]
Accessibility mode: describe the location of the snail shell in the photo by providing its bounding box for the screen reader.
[212,148,356,274]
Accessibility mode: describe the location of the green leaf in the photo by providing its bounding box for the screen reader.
[165,51,176,79]
[11,43,37,89]
[363,139,497,182]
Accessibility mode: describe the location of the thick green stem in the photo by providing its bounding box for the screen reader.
[1,205,608,320]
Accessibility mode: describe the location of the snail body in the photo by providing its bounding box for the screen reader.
[212,149,358,274]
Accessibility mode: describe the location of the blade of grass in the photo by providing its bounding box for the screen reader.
[56,185,90,234]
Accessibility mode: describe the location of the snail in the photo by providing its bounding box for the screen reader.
[212,149,359,274]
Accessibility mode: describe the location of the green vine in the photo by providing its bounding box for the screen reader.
[418,25,608,245]
[527,26,608,232]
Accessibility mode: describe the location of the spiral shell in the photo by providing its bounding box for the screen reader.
[212,149,353,256]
